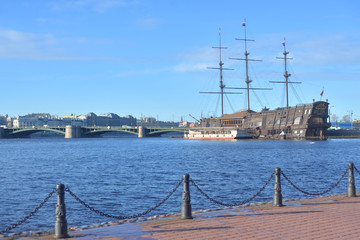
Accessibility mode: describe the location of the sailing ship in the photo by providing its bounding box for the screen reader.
[185,21,330,140]
[185,27,252,140]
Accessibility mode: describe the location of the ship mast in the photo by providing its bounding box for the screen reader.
[200,28,240,117]
[228,19,271,112]
[243,19,251,111]
[217,28,225,116]
[270,38,301,108]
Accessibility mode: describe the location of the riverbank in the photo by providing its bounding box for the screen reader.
[4,193,360,239]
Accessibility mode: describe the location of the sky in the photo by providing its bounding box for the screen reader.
[0,0,359,121]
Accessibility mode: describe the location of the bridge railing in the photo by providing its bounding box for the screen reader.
[1,162,357,238]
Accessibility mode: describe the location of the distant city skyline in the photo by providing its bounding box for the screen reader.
[0,0,359,121]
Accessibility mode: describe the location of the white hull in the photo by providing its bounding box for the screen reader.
[184,127,252,140]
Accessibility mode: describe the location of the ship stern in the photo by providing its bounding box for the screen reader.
[305,101,331,140]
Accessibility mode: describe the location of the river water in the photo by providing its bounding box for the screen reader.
[1,135,359,233]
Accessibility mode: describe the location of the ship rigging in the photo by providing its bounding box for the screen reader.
[227,19,272,112]
[199,28,241,117]
[270,38,302,108]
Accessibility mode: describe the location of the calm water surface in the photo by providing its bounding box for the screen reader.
[1,136,359,233]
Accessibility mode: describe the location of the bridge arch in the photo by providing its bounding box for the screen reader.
[6,127,65,138]
[147,129,186,137]
[82,129,139,137]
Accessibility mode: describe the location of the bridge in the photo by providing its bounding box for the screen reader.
[0,126,188,138]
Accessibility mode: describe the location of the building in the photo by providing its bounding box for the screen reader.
[85,113,137,127]
[137,117,179,128]
[11,112,137,128]
[0,115,7,127]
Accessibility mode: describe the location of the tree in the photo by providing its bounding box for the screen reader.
[342,115,350,123]
[331,114,338,122]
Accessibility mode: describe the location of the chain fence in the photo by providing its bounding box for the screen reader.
[0,188,56,235]
[281,167,349,196]
[1,164,358,235]
[190,172,275,207]
[354,165,360,176]
[65,178,183,220]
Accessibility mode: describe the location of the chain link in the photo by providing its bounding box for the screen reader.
[354,165,360,176]
[190,172,274,207]
[66,178,183,220]
[0,188,56,235]
[281,167,348,196]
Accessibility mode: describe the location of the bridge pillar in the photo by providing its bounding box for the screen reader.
[65,126,81,138]
[138,126,146,138]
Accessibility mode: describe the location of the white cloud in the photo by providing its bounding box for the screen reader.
[0,29,96,60]
[0,29,42,59]
[177,46,216,62]
[288,34,360,66]
[136,18,163,29]
[115,67,168,77]
[50,0,133,12]
[172,63,208,72]
[115,62,208,78]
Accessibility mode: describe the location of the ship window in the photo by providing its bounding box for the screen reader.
[276,120,280,124]
[269,120,275,124]
[314,109,326,114]
[294,117,301,125]
[304,109,307,114]
[310,117,323,124]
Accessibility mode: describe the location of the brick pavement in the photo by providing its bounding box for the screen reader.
[25,194,360,239]
[139,194,360,240]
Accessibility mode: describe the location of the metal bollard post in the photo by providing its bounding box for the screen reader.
[347,162,356,197]
[273,168,283,207]
[181,174,193,219]
[54,184,69,238]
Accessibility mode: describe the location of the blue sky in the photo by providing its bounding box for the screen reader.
[0,0,359,121]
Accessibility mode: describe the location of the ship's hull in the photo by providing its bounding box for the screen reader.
[192,101,330,141]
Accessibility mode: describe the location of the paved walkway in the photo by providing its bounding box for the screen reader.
[28,194,360,239]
